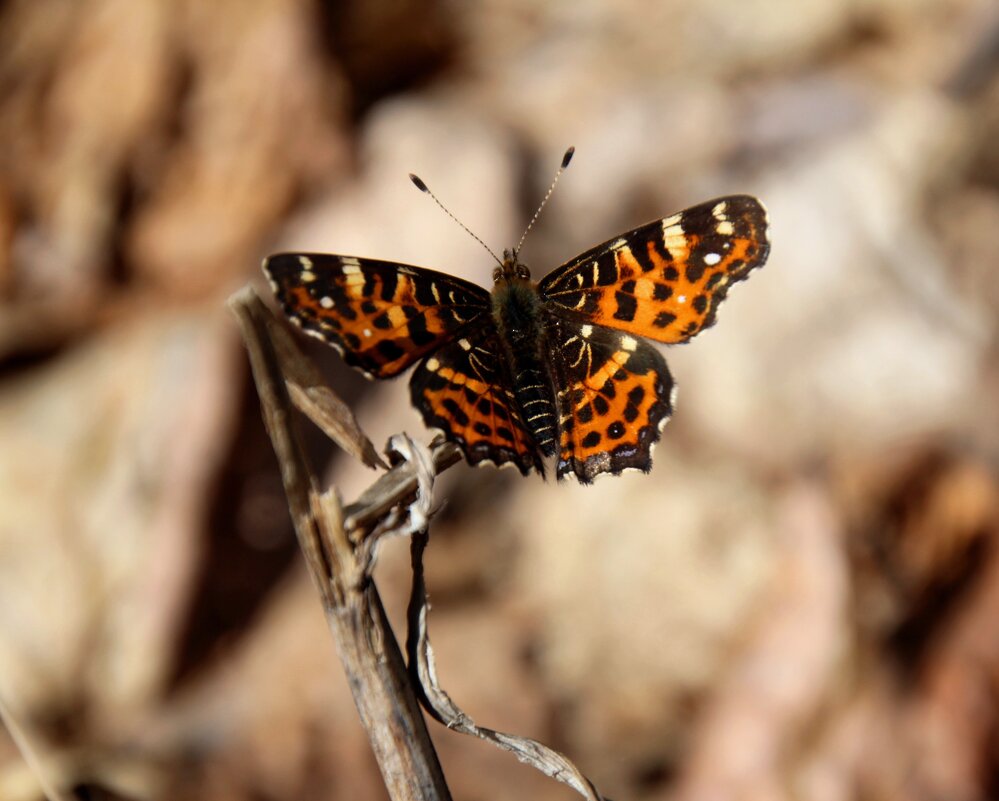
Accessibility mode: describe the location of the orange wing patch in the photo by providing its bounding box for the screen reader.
[264,253,490,378]
[539,195,769,345]
[547,317,674,483]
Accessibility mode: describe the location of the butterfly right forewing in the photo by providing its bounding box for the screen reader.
[539,195,769,345]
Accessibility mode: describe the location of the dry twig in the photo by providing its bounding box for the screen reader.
[407,531,608,801]
[229,284,608,801]
[229,286,450,801]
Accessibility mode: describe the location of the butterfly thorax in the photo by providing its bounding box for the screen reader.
[490,273,558,457]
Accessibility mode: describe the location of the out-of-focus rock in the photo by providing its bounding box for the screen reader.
[0,308,240,720]
[127,0,348,295]
[0,0,172,298]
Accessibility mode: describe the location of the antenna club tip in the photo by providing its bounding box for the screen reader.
[409,174,429,193]
[561,146,575,168]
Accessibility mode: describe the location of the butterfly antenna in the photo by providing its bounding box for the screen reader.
[513,146,575,259]
[409,173,504,267]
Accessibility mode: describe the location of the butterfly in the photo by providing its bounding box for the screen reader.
[263,164,769,483]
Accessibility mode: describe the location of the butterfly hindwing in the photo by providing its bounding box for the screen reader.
[539,195,769,344]
[409,323,544,477]
[546,313,674,483]
[263,253,491,378]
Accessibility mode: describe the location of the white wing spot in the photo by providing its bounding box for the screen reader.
[581,324,593,337]
[704,252,721,266]
[716,221,734,236]
[431,283,441,303]
[301,270,317,283]
[341,256,361,268]
[299,256,314,269]
[363,328,372,338]
[712,201,728,219]
[458,338,471,350]
[341,264,361,276]
[620,335,638,352]
[320,296,334,308]
[426,358,440,372]
[677,294,687,304]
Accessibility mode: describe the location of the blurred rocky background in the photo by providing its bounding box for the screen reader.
[1,0,998,799]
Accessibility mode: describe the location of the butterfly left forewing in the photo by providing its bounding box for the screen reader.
[264,253,491,378]
[546,313,674,483]
[539,195,769,344]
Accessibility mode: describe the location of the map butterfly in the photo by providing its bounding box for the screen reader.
[264,151,769,483]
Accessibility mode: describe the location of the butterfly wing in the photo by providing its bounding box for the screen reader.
[263,253,492,378]
[539,195,769,344]
[546,313,674,483]
[409,322,544,476]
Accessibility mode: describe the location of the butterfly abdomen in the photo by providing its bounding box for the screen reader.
[492,280,558,457]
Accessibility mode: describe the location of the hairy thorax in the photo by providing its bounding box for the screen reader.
[492,279,544,351]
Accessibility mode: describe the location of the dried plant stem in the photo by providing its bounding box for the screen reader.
[407,531,607,801]
[229,287,451,801]
[231,285,608,801]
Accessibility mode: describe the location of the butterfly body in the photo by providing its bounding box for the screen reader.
[488,262,559,457]
[264,194,769,483]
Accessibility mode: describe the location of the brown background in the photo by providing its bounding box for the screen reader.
[1,0,998,799]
